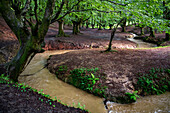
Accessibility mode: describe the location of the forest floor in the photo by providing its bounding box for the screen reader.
[0,16,170,112]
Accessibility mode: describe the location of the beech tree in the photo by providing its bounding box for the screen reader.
[0,0,56,81]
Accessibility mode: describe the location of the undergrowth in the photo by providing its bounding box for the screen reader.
[135,68,170,96]
[125,91,140,103]
[55,66,107,98]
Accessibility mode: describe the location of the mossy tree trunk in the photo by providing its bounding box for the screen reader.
[121,18,126,32]
[77,23,80,33]
[98,24,102,30]
[82,22,85,28]
[86,21,90,29]
[140,27,144,35]
[149,27,155,37]
[57,19,66,37]
[0,0,54,82]
[72,21,80,35]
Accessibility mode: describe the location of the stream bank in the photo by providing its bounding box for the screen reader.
[19,50,107,113]
[19,48,170,113]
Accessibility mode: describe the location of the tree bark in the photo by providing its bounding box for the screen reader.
[109,24,113,30]
[121,18,126,32]
[72,21,80,35]
[98,24,102,30]
[0,0,54,82]
[86,23,89,29]
[106,18,124,51]
[149,27,155,37]
[57,19,66,37]
[91,24,95,29]
[140,27,144,35]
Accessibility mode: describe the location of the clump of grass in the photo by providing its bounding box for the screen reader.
[55,66,107,98]
[69,67,107,97]
[56,65,68,76]
[125,91,140,103]
[135,68,170,96]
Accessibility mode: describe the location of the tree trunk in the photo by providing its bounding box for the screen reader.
[149,27,155,37]
[109,24,113,30]
[98,24,102,30]
[6,39,36,81]
[102,24,106,29]
[140,27,144,35]
[82,22,85,28]
[57,19,66,37]
[106,18,124,51]
[72,21,80,35]
[79,23,81,30]
[73,22,77,34]
[165,33,170,41]
[91,24,95,29]
[76,23,80,33]
[86,23,89,29]
[0,0,54,82]
[121,18,126,32]
[107,28,116,51]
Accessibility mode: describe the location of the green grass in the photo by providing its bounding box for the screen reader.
[125,91,140,103]
[55,67,108,98]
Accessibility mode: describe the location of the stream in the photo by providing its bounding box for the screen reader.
[127,38,157,48]
[19,50,107,113]
[19,38,169,113]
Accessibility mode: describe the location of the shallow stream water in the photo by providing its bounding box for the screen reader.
[127,38,157,48]
[19,40,169,113]
[19,50,107,113]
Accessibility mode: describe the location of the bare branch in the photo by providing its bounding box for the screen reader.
[24,17,33,28]
[51,0,83,23]
[33,0,39,24]
[51,0,65,23]
[38,0,55,41]
[82,15,91,22]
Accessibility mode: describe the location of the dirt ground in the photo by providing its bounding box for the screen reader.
[47,47,170,102]
[0,81,88,113]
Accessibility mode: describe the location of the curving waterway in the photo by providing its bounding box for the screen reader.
[19,39,169,113]
[19,50,107,113]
